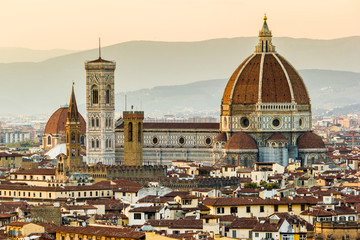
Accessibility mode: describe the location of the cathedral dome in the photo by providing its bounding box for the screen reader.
[44,106,86,135]
[221,16,310,115]
[297,131,325,149]
[224,132,257,150]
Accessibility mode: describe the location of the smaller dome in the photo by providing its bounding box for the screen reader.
[267,133,287,141]
[297,132,325,149]
[44,107,86,135]
[214,132,227,142]
[224,132,258,150]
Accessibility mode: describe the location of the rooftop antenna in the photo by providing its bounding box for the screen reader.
[98,37,101,59]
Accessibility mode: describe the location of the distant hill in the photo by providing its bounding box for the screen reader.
[105,69,360,116]
[0,48,75,63]
[0,37,359,115]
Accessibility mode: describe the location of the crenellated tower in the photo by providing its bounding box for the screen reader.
[85,55,116,165]
[123,110,144,166]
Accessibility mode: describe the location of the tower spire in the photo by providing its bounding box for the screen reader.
[67,83,79,122]
[99,37,101,59]
[255,14,276,53]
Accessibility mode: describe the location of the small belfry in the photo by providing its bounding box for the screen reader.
[65,84,83,170]
[255,14,276,53]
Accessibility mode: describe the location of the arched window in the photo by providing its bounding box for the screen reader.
[96,118,99,127]
[71,132,75,143]
[92,86,99,104]
[80,136,85,145]
[128,122,133,142]
[91,118,95,127]
[96,139,100,148]
[106,86,111,104]
[105,139,108,148]
[138,122,142,142]
[266,41,268,52]
[91,140,95,148]
[47,136,52,145]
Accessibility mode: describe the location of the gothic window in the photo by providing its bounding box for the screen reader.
[138,122,142,142]
[71,132,75,143]
[91,140,95,148]
[96,118,99,127]
[92,86,99,104]
[96,139,100,148]
[106,86,111,104]
[91,118,95,127]
[128,122,133,142]
[105,139,108,148]
[47,136,52,145]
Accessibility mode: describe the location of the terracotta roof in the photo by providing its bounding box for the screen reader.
[214,132,227,142]
[221,52,310,113]
[7,221,31,227]
[297,131,326,149]
[267,133,287,141]
[224,132,258,150]
[87,199,129,211]
[116,122,219,130]
[129,206,162,213]
[12,168,56,175]
[229,217,258,229]
[147,219,202,229]
[44,107,86,134]
[54,225,145,239]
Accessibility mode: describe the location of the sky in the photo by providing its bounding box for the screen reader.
[0,0,358,50]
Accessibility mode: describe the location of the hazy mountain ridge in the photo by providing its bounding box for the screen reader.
[0,36,359,115]
[102,69,360,116]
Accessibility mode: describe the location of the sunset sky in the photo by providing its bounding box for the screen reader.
[0,0,358,50]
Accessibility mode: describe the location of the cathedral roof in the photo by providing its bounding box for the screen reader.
[267,133,287,141]
[214,132,227,142]
[44,107,86,135]
[221,16,310,114]
[224,132,258,150]
[297,131,326,149]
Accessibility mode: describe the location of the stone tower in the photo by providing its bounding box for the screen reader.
[123,111,144,166]
[85,56,116,165]
[65,85,83,170]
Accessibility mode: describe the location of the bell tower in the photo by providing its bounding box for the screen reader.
[65,85,83,170]
[123,110,144,166]
[85,49,116,165]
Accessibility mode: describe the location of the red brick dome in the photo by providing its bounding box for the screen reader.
[221,17,309,115]
[44,106,86,134]
[224,132,258,150]
[222,53,309,107]
[297,131,325,149]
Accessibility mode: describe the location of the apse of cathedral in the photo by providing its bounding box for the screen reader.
[45,16,328,169]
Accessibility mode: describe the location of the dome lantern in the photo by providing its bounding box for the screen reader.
[255,14,276,53]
